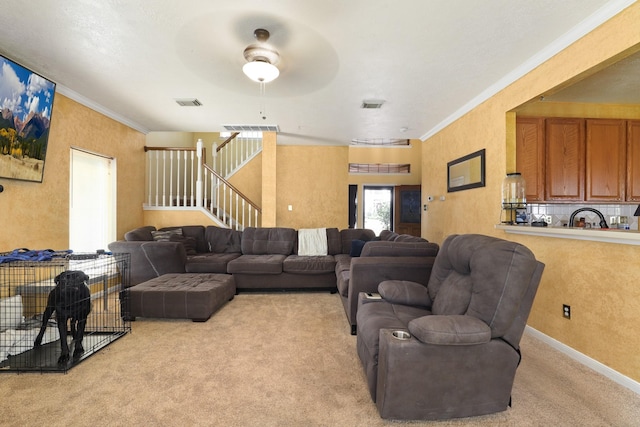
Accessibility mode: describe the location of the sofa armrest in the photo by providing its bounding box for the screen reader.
[378,280,431,308]
[408,315,491,345]
[108,241,186,287]
[346,256,436,327]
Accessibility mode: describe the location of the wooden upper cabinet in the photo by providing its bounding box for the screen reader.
[545,118,585,201]
[585,119,626,202]
[515,117,545,202]
[627,120,640,201]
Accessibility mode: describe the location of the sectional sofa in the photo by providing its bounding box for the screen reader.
[108,225,439,331]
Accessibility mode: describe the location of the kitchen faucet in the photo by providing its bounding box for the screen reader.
[568,207,608,228]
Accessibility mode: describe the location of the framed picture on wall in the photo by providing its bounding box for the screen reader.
[447,149,486,192]
[0,54,56,183]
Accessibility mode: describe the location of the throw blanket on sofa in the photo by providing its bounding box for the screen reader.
[298,228,328,256]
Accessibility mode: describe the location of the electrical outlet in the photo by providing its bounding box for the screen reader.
[543,215,552,224]
[563,304,571,319]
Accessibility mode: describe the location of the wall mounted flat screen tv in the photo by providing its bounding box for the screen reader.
[0,54,56,183]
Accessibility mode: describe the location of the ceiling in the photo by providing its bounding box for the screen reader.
[0,0,636,146]
[542,49,640,104]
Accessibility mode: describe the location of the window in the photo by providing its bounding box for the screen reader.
[363,186,394,235]
[349,163,410,174]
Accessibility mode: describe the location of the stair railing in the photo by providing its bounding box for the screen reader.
[144,143,261,229]
[214,131,262,178]
[202,164,261,229]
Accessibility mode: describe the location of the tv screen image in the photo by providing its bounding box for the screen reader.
[0,54,56,183]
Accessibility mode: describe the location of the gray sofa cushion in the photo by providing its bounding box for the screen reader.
[334,254,352,274]
[394,234,427,242]
[227,254,286,274]
[186,252,242,273]
[159,226,207,253]
[205,226,242,254]
[283,255,336,274]
[327,228,341,255]
[408,315,491,345]
[336,270,350,297]
[241,227,296,255]
[361,241,438,258]
[379,230,399,241]
[170,235,198,255]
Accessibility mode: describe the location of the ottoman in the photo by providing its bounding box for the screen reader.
[126,273,235,321]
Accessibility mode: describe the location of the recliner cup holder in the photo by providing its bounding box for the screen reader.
[392,330,411,340]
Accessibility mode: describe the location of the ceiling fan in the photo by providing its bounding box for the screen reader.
[242,28,281,83]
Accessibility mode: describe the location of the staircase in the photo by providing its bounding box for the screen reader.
[144,133,262,230]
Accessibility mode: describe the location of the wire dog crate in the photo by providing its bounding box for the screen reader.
[0,252,130,373]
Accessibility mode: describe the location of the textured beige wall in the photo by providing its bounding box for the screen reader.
[517,101,640,119]
[277,145,349,229]
[228,154,262,211]
[142,209,220,229]
[261,133,277,227]
[422,4,640,381]
[146,131,194,147]
[0,94,146,250]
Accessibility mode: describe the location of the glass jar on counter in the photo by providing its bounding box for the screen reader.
[501,172,526,209]
[501,172,527,224]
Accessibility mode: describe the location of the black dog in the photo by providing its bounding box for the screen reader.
[34,270,92,364]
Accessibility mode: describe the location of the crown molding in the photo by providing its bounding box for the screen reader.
[55,84,150,135]
[420,0,636,141]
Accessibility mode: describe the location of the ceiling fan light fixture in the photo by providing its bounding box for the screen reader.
[242,28,281,83]
[242,60,280,83]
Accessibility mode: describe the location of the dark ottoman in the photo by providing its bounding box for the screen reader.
[127,273,235,321]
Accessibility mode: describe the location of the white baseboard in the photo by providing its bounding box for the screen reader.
[525,326,640,395]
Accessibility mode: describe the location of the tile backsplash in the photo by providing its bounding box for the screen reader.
[528,204,639,230]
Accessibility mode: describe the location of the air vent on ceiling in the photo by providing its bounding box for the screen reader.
[175,98,203,107]
[361,99,385,109]
[223,124,280,132]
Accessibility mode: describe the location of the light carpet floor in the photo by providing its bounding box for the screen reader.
[1,292,639,426]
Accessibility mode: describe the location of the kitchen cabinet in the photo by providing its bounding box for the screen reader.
[515,117,545,202]
[628,120,640,201]
[545,118,585,201]
[585,119,626,201]
[516,117,639,203]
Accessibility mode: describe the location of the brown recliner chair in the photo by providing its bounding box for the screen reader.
[356,234,545,420]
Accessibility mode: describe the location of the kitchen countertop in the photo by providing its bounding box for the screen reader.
[495,224,640,246]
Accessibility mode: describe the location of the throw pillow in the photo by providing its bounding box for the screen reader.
[350,239,366,257]
[151,229,183,241]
